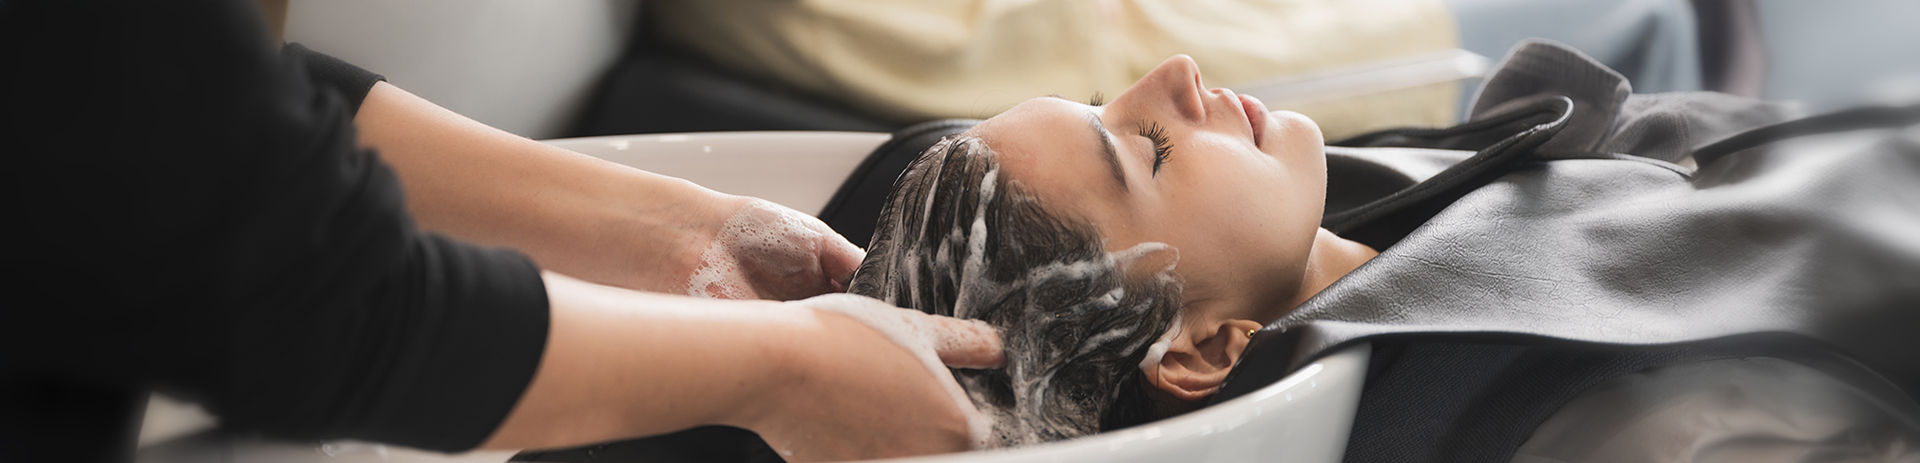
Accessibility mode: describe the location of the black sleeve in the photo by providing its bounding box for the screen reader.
[1,0,548,454]
[280,42,385,116]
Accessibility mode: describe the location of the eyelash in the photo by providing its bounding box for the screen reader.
[1139,122,1174,175]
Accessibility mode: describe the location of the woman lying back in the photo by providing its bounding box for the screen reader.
[849,55,1379,446]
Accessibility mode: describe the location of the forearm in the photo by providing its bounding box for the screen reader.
[479,274,998,459]
[479,273,799,449]
[354,82,738,292]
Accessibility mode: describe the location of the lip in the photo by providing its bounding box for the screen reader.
[1238,93,1268,149]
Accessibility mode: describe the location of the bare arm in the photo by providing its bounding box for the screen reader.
[354,82,850,295]
[349,81,972,458]
[481,273,1001,461]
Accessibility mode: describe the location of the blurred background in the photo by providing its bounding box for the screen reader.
[279,0,1920,142]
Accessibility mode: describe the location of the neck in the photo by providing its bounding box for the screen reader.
[1284,228,1378,310]
[1182,228,1381,327]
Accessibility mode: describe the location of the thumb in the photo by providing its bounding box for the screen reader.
[812,228,865,293]
[925,315,1004,369]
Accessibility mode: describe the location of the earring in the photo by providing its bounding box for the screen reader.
[1247,328,1258,338]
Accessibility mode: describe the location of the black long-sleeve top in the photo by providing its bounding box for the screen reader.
[0,1,551,461]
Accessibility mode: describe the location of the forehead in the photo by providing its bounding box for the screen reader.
[966,98,1121,215]
[969,97,1095,163]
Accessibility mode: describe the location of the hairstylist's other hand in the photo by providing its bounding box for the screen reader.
[739,294,1003,461]
[678,197,865,301]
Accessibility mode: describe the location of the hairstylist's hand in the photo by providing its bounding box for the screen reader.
[738,294,1004,461]
[356,81,862,298]
[677,197,866,301]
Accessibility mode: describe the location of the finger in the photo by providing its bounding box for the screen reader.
[926,315,1004,368]
[814,231,865,293]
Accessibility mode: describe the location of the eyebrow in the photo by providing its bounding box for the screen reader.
[1083,109,1128,193]
[1045,95,1128,192]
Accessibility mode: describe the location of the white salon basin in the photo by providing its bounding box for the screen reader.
[542,131,894,216]
[883,344,1367,463]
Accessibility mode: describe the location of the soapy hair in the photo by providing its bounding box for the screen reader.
[849,136,1183,446]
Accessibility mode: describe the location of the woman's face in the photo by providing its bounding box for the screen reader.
[966,55,1327,323]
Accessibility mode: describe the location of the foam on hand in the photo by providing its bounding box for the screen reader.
[681,199,857,300]
[796,293,1000,450]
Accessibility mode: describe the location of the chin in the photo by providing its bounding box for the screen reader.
[1265,110,1325,154]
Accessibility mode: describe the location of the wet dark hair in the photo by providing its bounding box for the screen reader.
[848,136,1184,446]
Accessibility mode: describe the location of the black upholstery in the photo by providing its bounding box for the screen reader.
[567,46,899,137]
[564,3,902,137]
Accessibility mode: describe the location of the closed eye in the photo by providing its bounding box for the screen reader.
[1138,122,1174,175]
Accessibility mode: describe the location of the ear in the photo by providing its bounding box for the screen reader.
[1147,319,1265,401]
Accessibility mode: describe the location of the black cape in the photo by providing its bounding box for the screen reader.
[1217,40,1920,462]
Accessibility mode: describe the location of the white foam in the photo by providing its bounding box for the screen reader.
[1075,327,1137,356]
[963,240,1182,445]
[1113,242,1186,374]
[863,140,1192,446]
[681,199,842,299]
[1137,311,1183,373]
[899,139,958,310]
[952,165,999,320]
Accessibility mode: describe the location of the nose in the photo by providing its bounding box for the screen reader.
[1133,55,1207,122]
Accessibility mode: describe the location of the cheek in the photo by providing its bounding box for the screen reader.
[1200,152,1322,279]
[1157,140,1306,231]
[1156,175,1284,257]
[1266,113,1328,216]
